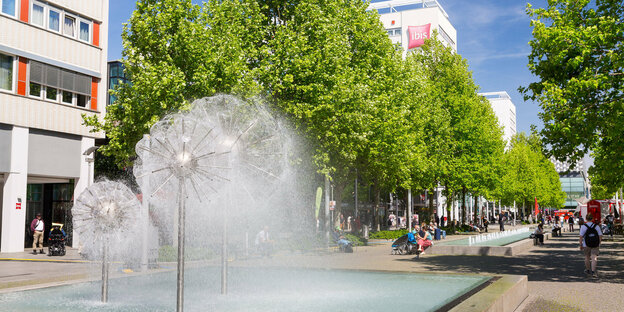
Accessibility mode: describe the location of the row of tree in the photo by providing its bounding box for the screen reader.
[86,0,565,225]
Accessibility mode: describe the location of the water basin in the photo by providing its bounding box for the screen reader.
[0,267,490,312]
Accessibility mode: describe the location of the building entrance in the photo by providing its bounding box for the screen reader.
[24,183,74,248]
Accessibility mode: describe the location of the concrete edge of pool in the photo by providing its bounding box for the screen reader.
[449,274,528,312]
[428,233,552,256]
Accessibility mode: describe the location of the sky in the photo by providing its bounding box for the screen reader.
[107,0,547,134]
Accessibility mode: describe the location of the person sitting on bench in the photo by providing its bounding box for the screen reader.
[534,223,545,245]
[552,223,562,237]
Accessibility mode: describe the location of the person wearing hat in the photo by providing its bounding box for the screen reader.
[30,213,45,254]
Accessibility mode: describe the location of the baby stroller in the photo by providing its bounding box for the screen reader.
[48,227,66,256]
[391,233,420,256]
[332,231,353,253]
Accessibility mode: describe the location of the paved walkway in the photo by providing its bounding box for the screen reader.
[1,228,622,311]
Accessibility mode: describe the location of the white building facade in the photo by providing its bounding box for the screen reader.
[369,0,457,54]
[479,91,517,146]
[0,0,108,252]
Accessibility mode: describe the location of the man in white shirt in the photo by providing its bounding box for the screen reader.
[255,226,273,257]
[579,213,603,277]
[30,213,45,255]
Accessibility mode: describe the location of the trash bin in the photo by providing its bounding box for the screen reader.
[434,228,441,240]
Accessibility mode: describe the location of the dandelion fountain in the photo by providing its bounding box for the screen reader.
[72,180,141,302]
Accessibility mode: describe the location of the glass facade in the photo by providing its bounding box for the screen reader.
[559,172,589,208]
[107,61,128,105]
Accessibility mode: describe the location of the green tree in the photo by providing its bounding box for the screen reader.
[499,132,565,216]
[522,0,624,189]
[412,36,505,223]
[84,0,265,166]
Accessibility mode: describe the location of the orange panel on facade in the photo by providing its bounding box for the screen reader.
[17,57,28,96]
[20,0,29,22]
[91,78,98,110]
[93,23,100,47]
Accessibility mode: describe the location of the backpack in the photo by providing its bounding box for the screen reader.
[583,223,600,248]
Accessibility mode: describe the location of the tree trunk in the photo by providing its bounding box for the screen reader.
[446,187,454,230]
[429,187,435,219]
[461,186,466,225]
[474,195,479,224]
[333,181,346,230]
[374,181,381,231]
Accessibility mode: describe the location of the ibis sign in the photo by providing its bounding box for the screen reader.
[408,24,431,49]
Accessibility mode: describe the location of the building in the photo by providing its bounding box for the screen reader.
[479,91,517,146]
[368,0,457,53]
[107,60,127,106]
[550,157,591,209]
[0,0,109,252]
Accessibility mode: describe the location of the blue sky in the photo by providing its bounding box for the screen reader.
[107,0,546,134]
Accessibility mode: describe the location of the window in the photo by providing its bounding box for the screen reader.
[32,3,45,27]
[64,14,76,37]
[46,87,58,101]
[62,90,73,104]
[29,82,42,97]
[1,0,16,17]
[79,20,90,42]
[48,8,60,32]
[76,94,89,107]
[0,53,14,91]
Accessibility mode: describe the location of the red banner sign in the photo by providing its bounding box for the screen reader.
[16,203,21,209]
[408,24,431,49]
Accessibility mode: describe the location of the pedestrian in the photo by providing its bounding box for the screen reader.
[498,213,505,232]
[568,214,575,232]
[579,213,602,277]
[255,225,273,257]
[483,217,489,233]
[605,213,614,238]
[30,213,45,255]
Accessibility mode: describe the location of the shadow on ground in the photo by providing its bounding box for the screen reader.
[396,232,624,284]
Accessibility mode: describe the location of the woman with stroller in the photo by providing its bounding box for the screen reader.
[415,225,433,253]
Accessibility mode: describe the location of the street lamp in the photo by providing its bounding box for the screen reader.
[83,146,99,187]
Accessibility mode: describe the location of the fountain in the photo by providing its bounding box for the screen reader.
[134,95,290,311]
[467,228,530,246]
[71,180,141,302]
[0,95,528,311]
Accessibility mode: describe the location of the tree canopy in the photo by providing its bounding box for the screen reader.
[85,0,567,224]
[522,0,624,190]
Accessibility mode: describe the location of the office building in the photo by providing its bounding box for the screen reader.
[368,0,457,53]
[479,91,517,147]
[0,0,109,252]
[551,157,591,209]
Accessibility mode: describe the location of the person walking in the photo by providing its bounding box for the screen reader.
[579,213,602,277]
[255,226,273,257]
[568,215,575,232]
[30,213,45,255]
[498,213,505,232]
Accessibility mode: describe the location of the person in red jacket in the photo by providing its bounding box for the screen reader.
[30,213,45,254]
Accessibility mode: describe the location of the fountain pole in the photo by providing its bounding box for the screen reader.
[177,178,186,312]
[101,242,109,302]
[221,192,228,294]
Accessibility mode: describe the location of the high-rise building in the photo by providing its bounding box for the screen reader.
[368,0,457,53]
[0,0,109,252]
[479,91,517,146]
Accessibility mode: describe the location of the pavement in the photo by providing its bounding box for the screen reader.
[1,225,623,311]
